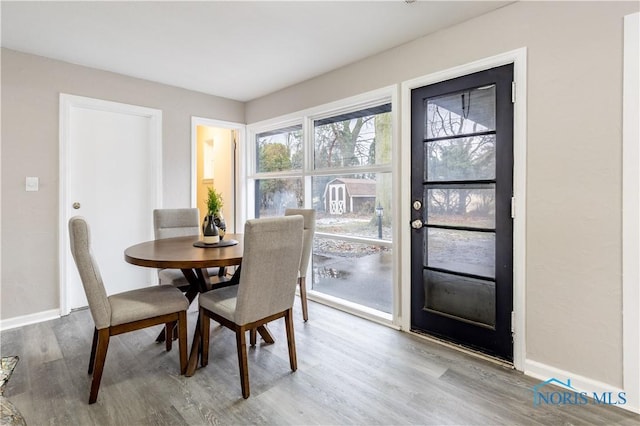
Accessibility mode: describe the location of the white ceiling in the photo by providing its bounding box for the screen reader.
[1,1,512,102]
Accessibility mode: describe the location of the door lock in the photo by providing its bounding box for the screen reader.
[413,200,422,210]
[72,202,81,209]
[411,219,424,229]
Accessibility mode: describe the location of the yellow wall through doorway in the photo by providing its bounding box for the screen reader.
[196,125,235,233]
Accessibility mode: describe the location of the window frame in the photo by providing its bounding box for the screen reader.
[246,85,399,325]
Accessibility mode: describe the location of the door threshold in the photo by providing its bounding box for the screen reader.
[409,329,514,369]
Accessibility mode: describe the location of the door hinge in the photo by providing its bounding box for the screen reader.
[511,311,515,333]
[511,81,516,103]
[511,196,515,219]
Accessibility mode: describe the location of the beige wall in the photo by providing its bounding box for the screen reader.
[245,1,639,388]
[1,48,244,320]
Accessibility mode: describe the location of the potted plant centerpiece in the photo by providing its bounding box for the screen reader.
[203,187,226,243]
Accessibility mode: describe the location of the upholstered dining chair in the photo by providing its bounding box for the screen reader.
[284,208,316,322]
[197,215,304,399]
[153,208,222,290]
[249,208,316,346]
[68,216,188,404]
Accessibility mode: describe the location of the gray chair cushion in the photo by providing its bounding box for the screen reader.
[109,285,189,327]
[159,267,221,286]
[158,269,188,285]
[199,285,239,323]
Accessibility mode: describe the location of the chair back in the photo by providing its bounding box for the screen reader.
[153,208,200,239]
[285,208,315,279]
[68,216,111,330]
[235,216,303,325]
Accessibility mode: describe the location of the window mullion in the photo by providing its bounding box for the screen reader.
[303,116,314,207]
[249,169,303,180]
[308,164,392,177]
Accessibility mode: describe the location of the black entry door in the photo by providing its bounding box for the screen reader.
[410,64,514,361]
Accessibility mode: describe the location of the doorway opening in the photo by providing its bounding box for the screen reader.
[191,117,245,234]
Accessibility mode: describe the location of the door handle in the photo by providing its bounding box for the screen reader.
[410,219,424,229]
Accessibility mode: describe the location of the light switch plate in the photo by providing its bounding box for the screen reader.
[25,176,39,192]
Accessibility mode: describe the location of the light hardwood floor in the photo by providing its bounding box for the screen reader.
[1,300,639,425]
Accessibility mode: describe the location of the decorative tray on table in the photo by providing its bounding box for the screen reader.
[193,239,238,248]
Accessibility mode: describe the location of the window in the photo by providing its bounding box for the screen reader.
[254,177,303,218]
[311,105,392,314]
[248,94,394,318]
[253,124,303,217]
[314,104,391,169]
[256,124,302,173]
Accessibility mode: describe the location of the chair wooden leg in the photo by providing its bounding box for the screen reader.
[284,309,297,372]
[178,311,188,375]
[88,328,98,374]
[249,328,257,346]
[299,277,309,322]
[89,328,110,404]
[200,309,210,367]
[165,321,176,352]
[235,326,250,399]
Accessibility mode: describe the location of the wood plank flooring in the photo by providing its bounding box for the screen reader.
[1,300,639,425]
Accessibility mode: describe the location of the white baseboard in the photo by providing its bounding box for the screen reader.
[0,309,60,331]
[525,359,639,414]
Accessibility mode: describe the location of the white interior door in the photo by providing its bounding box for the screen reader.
[60,95,162,313]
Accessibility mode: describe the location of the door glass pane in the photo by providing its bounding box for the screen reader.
[425,135,496,181]
[424,270,495,328]
[313,238,392,313]
[426,228,495,278]
[426,186,495,228]
[256,125,302,172]
[312,173,391,240]
[255,178,302,218]
[425,85,495,139]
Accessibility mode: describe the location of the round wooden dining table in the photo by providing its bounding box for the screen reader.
[124,233,274,376]
[124,234,244,290]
